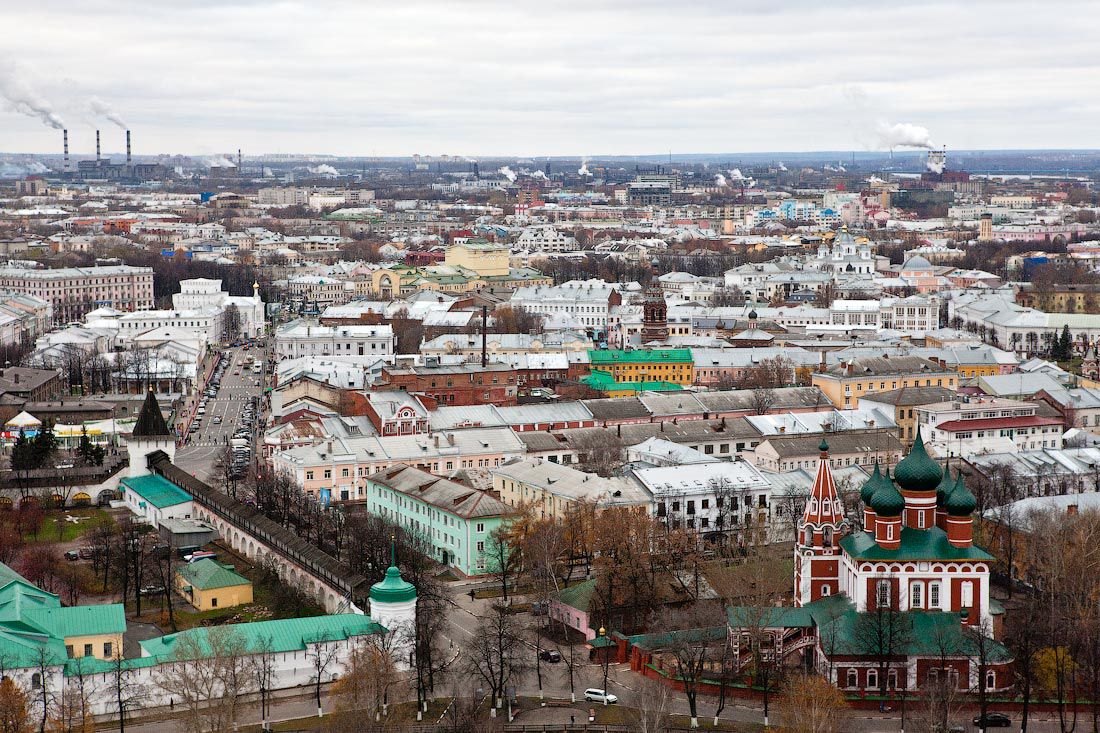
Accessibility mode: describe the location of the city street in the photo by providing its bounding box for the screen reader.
[176,344,265,485]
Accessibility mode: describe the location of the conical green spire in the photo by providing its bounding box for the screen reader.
[894,432,942,492]
[944,471,977,516]
[871,468,905,517]
[861,462,882,505]
[935,459,954,506]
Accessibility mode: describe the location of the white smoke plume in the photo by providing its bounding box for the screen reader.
[776,161,788,172]
[866,174,885,184]
[876,122,935,150]
[0,59,65,130]
[714,173,727,186]
[461,156,478,163]
[528,169,548,181]
[308,164,339,176]
[577,158,590,176]
[0,161,50,178]
[204,156,236,168]
[728,168,746,181]
[88,96,127,130]
[926,158,945,175]
[498,166,517,183]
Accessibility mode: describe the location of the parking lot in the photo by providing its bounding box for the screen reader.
[176,344,264,486]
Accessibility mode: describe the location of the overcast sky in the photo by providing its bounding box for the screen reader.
[2,0,1097,157]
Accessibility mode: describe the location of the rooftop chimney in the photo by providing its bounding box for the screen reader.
[126,130,131,165]
[62,129,69,172]
[481,305,488,368]
[96,130,101,162]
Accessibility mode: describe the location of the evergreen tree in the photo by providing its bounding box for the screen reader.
[10,430,33,473]
[30,421,57,470]
[76,426,94,466]
[1060,325,1074,361]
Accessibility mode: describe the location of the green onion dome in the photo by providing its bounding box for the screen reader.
[935,464,955,506]
[870,470,906,517]
[893,432,943,492]
[861,463,883,505]
[944,472,977,516]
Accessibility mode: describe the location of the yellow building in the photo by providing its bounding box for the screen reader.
[492,457,650,521]
[586,349,694,386]
[444,240,509,276]
[0,564,125,662]
[811,356,958,409]
[175,559,254,612]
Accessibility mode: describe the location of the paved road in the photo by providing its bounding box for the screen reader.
[176,344,264,485]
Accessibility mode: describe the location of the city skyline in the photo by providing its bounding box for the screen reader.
[3,0,1099,157]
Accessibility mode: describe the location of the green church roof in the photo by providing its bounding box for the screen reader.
[840,526,993,562]
[945,472,977,516]
[370,565,416,604]
[893,432,942,492]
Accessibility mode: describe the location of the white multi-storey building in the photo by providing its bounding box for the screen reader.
[275,319,394,360]
[515,225,579,253]
[509,280,623,334]
[171,278,265,338]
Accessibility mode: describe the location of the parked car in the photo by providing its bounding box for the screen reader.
[539,649,561,663]
[78,547,94,559]
[184,551,217,563]
[973,713,1011,728]
[584,689,617,704]
[139,585,165,596]
[64,550,79,561]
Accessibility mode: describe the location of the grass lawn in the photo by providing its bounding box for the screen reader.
[26,508,109,545]
[132,542,325,631]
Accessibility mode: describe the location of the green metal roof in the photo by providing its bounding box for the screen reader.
[176,559,250,591]
[726,605,816,629]
[369,566,416,604]
[0,569,125,670]
[581,370,684,394]
[120,474,192,509]
[557,579,596,613]
[840,527,994,562]
[589,349,693,365]
[139,614,383,660]
[27,604,126,638]
[819,608,1012,661]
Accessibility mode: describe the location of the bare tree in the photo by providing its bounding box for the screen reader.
[463,603,528,717]
[649,602,727,728]
[778,672,848,733]
[307,631,340,719]
[153,626,252,733]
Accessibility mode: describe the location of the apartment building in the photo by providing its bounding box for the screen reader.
[376,362,518,406]
[275,320,394,360]
[365,465,509,576]
[0,265,154,324]
[811,356,958,409]
[271,427,526,502]
[510,280,623,333]
[587,348,693,386]
[492,457,649,520]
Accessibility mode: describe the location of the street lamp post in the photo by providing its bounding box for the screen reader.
[599,626,610,705]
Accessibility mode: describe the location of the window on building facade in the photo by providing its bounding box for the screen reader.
[876,579,891,609]
[929,582,941,608]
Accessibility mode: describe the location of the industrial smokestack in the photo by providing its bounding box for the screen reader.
[96,130,101,161]
[125,130,131,165]
[481,305,488,368]
[238,149,242,175]
[62,129,69,172]
[473,161,479,179]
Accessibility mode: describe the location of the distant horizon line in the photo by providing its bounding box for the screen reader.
[4,148,1100,161]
